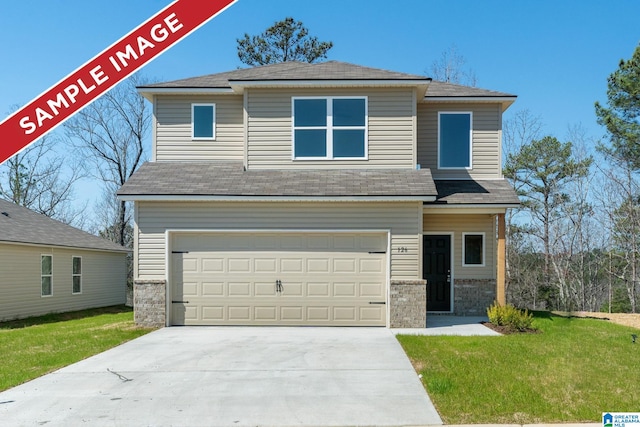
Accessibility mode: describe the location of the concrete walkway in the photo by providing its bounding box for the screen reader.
[0,327,442,426]
[392,315,501,336]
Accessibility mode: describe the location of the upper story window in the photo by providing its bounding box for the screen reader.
[192,103,216,140]
[438,112,472,169]
[292,97,367,160]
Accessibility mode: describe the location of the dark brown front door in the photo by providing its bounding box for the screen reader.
[423,235,451,311]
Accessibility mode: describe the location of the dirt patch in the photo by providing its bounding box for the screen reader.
[552,311,640,330]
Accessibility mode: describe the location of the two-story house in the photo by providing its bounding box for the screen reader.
[118,61,519,328]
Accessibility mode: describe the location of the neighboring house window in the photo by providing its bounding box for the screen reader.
[292,97,367,159]
[41,255,52,296]
[72,256,82,294]
[192,103,216,139]
[462,233,485,267]
[438,112,472,169]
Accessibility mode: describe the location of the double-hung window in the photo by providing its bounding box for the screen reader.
[462,233,485,267]
[41,255,52,296]
[293,97,367,159]
[72,256,82,294]
[438,112,472,169]
[192,103,216,140]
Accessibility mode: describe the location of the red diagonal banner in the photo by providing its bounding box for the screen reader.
[0,0,237,164]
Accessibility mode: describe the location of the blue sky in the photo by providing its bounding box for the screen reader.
[1,0,639,211]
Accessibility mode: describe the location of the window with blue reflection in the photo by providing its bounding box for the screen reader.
[439,113,471,168]
[293,97,367,159]
[193,104,215,139]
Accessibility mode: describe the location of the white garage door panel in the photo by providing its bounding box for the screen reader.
[171,233,387,326]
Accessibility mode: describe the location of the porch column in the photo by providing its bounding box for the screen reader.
[496,213,506,305]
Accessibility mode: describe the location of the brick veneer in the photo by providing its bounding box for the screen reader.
[389,279,427,328]
[453,279,496,315]
[134,279,166,328]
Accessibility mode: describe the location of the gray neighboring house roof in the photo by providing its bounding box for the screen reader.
[117,162,438,201]
[0,199,128,252]
[429,180,520,205]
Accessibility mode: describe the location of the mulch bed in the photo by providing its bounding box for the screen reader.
[481,321,540,335]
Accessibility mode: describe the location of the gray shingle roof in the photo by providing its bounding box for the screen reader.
[139,61,430,89]
[117,162,437,199]
[425,81,515,98]
[0,199,129,252]
[429,180,520,205]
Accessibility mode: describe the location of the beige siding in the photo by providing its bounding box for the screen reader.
[423,213,496,279]
[0,244,127,321]
[246,88,415,169]
[135,201,421,281]
[155,95,244,161]
[417,103,502,179]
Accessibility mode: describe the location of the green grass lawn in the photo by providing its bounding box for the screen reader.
[0,306,154,392]
[398,312,640,424]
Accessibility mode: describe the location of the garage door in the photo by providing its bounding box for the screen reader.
[170,232,387,326]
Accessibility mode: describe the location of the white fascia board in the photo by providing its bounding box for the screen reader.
[119,195,437,202]
[137,87,235,101]
[423,96,517,111]
[0,240,130,253]
[423,204,519,214]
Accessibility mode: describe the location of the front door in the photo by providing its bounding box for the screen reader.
[423,235,451,311]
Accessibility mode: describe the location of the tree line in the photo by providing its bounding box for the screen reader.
[505,43,640,313]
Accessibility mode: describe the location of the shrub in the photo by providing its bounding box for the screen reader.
[487,302,535,332]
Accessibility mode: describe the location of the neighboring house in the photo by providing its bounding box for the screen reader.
[118,61,519,328]
[0,199,129,321]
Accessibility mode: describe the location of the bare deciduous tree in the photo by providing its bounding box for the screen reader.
[65,74,152,247]
[428,45,477,87]
[0,133,85,227]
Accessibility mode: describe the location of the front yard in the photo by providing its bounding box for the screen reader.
[397,312,640,424]
[0,306,153,392]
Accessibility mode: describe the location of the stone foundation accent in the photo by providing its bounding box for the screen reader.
[389,279,427,328]
[453,279,496,316]
[134,279,167,328]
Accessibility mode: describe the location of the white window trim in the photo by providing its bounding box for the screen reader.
[462,232,485,267]
[72,256,82,295]
[437,111,473,170]
[191,103,216,140]
[41,254,52,297]
[292,96,368,160]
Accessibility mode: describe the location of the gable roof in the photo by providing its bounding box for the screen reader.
[117,161,438,202]
[139,61,430,89]
[137,60,515,108]
[0,199,129,252]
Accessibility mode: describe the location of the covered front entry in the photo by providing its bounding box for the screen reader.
[423,234,452,312]
[170,232,388,326]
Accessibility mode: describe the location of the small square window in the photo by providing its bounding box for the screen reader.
[192,104,216,139]
[463,233,484,266]
[439,112,472,169]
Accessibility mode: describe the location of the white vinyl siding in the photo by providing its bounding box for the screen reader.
[0,244,127,322]
[423,213,495,279]
[246,88,415,169]
[155,95,244,161]
[135,201,421,281]
[418,103,502,179]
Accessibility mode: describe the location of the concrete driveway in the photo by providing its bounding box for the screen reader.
[0,327,442,426]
